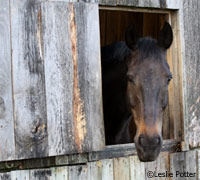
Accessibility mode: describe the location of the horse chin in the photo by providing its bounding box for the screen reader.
[135,142,162,162]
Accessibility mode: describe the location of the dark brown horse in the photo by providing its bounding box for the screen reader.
[102,22,173,162]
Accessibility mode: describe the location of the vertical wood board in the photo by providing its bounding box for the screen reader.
[145,152,169,180]
[74,2,105,152]
[0,173,11,180]
[182,0,200,148]
[113,157,130,180]
[170,151,196,180]
[42,1,105,156]
[42,2,76,156]
[129,156,145,180]
[10,0,48,159]
[0,0,15,161]
[68,165,88,180]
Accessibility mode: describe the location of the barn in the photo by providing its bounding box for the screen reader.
[0,0,200,179]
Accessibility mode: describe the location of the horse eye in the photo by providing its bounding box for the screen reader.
[127,75,134,83]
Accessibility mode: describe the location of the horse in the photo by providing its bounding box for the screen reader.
[101,22,173,162]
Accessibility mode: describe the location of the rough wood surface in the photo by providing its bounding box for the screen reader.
[129,156,145,180]
[29,169,52,179]
[10,0,48,159]
[0,140,179,172]
[0,0,15,161]
[74,2,105,152]
[145,152,169,180]
[68,165,88,180]
[181,0,200,148]
[0,151,199,179]
[42,2,77,156]
[113,157,130,180]
[99,0,181,9]
[51,167,68,180]
[11,170,29,180]
[170,151,196,180]
[0,173,11,180]
[42,2,104,156]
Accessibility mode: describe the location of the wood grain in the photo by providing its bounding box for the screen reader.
[10,0,48,159]
[11,170,29,180]
[113,157,130,180]
[29,169,52,180]
[0,173,11,180]
[42,2,77,156]
[170,151,196,180]
[0,0,15,161]
[51,167,68,180]
[181,0,200,148]
[99,0,181,9]
[145,152,169,180]
[68,165,88,180]
[42,2,104,156]
[73,2,105,152]
[129,156,145,180]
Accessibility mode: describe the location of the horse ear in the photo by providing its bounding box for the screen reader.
[158,22,173,49]
[125,24,138,50]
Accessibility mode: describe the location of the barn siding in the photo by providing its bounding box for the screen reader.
[11,0,49,159]
[181,0,200,148]
[98,0,181,9]
[0,0,104,162]
[0,151,199,180]
[42,2,104,155]
[0,0,15,161]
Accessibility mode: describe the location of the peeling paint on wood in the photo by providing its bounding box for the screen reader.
[70,4,87,153]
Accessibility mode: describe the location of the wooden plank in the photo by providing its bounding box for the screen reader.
[10,0,48,159]
[170,12,183,141]
[0,173,11,180]
[99,0,181,9]
[196,150,200,180]
[87,161,102,180]
[42,1,76,156]
[181,0,200,148]
[30,169,52,180]
[89,140,180,161]
[73,2,105,152]
[0,140,179,172]
[0,0,15,161]
[129,156,145,180]
[68,165,88,180]
[170,151,197,180]
[145,152,169,180]
[11,170,29,180]
[101,159,114,180]
[51,167,68,180]
[42,1,104,155]
[85,159,114,180]
[113,157,130,180]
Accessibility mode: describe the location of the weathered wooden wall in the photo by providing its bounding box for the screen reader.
[180,0,200,148]
[0,0,104,162]
[0,0,15,161]
[0,150,198,180]
[98,0,181,9]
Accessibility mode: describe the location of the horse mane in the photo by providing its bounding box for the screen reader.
[101,42,130,64]
[136,37,164,59]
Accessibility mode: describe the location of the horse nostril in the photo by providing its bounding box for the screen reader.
[153,137,161,145]
[138,135,145,146]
